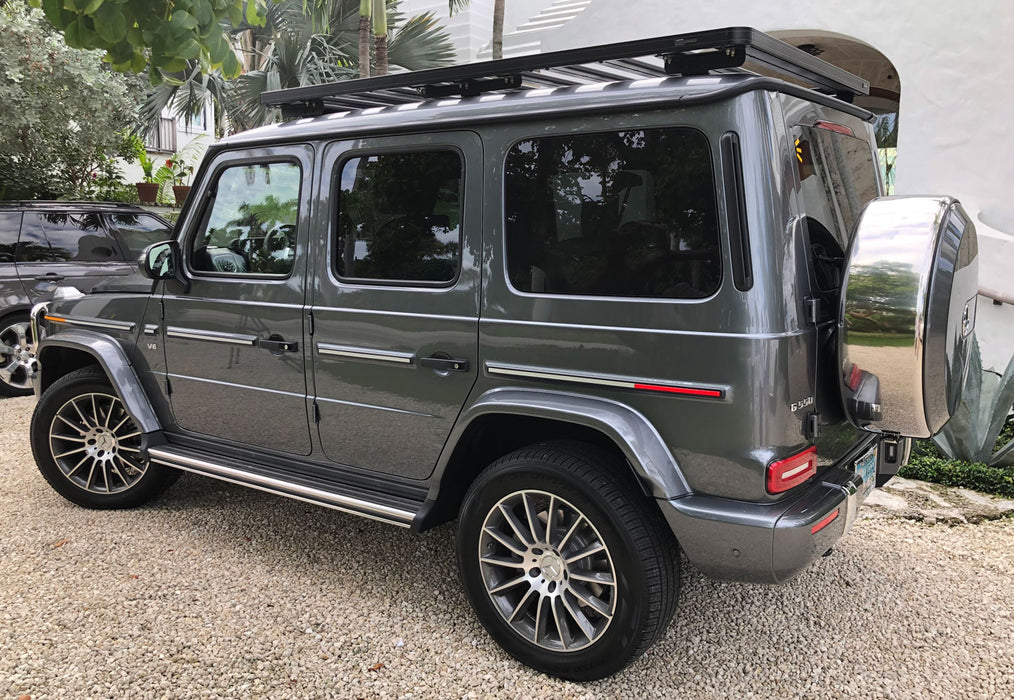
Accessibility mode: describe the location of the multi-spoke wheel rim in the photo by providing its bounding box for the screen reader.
[478,490,617,652]
[0,320,36,391]
[48,392,147,494]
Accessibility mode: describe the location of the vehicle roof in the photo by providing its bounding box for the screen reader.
[0,201,171,222]
[221,73,872,150]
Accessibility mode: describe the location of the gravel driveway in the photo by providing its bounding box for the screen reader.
[2,395,1012,699]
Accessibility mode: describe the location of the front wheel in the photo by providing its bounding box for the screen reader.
[456,442,680,681]
[0,313,37,397]
[30,366,179,509]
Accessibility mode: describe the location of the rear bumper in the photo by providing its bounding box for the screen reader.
[658,456,870,584]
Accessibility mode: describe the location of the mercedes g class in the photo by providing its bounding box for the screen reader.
[28,28,979,680]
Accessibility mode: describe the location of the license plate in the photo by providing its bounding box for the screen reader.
[854,445,878,498]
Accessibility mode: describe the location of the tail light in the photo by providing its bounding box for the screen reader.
[767,446,817,494]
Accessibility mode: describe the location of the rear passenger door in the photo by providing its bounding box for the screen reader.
[16,211,133,298]
[309,132,481,479]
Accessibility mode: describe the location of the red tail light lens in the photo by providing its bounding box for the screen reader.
[767,446,817,494]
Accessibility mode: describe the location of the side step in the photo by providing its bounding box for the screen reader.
[148,445,422,527]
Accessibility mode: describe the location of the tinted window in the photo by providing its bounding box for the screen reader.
[0,212,20,263]
[335,151,461,284]
[24,212,121,262]
[110,213,172,256]
[505,129,721,299]
[15,215,52,263]
[191,162,300,276]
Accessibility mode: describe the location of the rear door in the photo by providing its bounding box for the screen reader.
[160,145,314,454]
[309,132,481,478]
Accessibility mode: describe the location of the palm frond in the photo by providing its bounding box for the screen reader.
[387,12,456,71]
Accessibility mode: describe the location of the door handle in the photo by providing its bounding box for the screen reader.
[420,355,470,373]
[259,337,299,354]
[34,273,65,282]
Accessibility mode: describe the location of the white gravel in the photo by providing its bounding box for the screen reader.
[2,395,1012,699]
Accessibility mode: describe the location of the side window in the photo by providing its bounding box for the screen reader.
[191,161,300,276]
[0,212,21,263]
[109,214,173,256]
[335,150,462,284]
[14,215,52,262]
[24,212,120,262]
[504,128,721,299]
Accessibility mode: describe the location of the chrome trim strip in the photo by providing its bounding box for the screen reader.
[165,373,306,398]
[317,343,414,365]
[166,327,258,346]
[142,324,159,336]
[480,317,807,340]
[485,362,729,398]
[312,305,475,323]
[50,315,135,333]
[148,447,415,526]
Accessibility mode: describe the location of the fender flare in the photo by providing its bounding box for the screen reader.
[433,386,691,500]
[36,329,161,434]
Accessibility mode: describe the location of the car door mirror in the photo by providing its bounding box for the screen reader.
[139,240,189,292]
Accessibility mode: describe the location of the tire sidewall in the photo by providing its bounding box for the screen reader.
[457,460,656,680]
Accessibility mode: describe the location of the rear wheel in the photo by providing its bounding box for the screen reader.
[30,366,179,509]
[0,313,36,397]
[456,441,680,680]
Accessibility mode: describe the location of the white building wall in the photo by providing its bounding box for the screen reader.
[399,0,546,62]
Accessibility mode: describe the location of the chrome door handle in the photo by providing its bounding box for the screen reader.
[259,338,299,354]
[35,273,65,282]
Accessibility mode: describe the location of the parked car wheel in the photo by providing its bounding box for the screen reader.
[30,366,179,509]
[457,441,680,681]
[0,313,36,397]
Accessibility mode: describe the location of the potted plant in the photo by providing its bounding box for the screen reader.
[130,136,160,204]
[152,137,205,207]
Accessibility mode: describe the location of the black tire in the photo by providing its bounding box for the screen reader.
[30,366,179,509]
[0,312,36,397]
[456,441,680,681]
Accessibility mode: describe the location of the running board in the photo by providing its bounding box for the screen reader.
[148,445,420,527]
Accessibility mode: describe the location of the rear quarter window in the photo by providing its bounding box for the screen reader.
[504,128,721,299]
[0,212,20,263]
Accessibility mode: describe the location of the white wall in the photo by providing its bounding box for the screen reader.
[399,0,547,62]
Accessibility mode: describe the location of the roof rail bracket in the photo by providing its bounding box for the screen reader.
[664,44,746,76]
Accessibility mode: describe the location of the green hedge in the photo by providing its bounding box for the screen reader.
[899,453,1014,499]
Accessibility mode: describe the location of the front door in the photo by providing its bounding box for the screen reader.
[160,145,313,455]
[309,132,482,478]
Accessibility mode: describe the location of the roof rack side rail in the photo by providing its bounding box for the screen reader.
[261,27,870,116]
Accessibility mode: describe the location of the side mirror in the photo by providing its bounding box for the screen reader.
[139,240,189,293]
[839,197,978,437]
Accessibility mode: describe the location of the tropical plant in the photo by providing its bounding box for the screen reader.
[28,0,271,79]
[127,134,158,183]
[137,0,455,137]
[449,0,505,60]
[933,336,1014,466]
[152,136,207,202]
[0,5,143,200]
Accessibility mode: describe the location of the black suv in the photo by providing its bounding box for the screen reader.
[28,29,979,680]
[0,201,171,396]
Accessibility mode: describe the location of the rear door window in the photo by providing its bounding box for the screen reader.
[108,213,173,256]
[0,212,20,263]
[22,212,122,262]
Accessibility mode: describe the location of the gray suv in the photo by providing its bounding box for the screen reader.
[0,201,171,396]
[27,29,979,680]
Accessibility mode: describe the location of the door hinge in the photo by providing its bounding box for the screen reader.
[159,298,165,319]
[312,400,320,424]
[165,376,173,396]
[307,310,315,336]
[805,298,820,326]
[805,411,821,440]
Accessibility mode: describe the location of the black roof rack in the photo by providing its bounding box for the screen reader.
[261,27,870,118]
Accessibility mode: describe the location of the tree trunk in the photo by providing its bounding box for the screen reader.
[373,0,388,76]
[492,0,505,60]
[358,0,372,78]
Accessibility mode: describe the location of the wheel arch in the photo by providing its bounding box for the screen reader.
[36,330,161,433]
[413,387,690,532]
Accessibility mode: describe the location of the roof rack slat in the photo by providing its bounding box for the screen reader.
[261,27,869,117]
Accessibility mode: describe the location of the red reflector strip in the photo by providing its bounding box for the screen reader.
[847,363,863,391]
[814,120,854,137]
[633,383,724,398]
[811,508,840,535]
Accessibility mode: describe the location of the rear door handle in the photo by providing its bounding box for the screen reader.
[420,355,470,373]
[35,273,65,282]
[259,337,299,354]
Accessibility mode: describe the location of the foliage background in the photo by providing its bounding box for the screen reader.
[0,5,143,200]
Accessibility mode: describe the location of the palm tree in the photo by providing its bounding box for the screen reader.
[139,0,455,136]
[359,0,372,78]
[449,0,506,60]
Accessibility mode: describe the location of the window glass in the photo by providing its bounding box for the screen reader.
[14,215,52,262]
[191,162,300,275]
[22,212,120,262]
[0,212,21,263]
[110,213,173,256]
[336,151,462,284]
[794,126,880,254]
[505,129,721,299]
